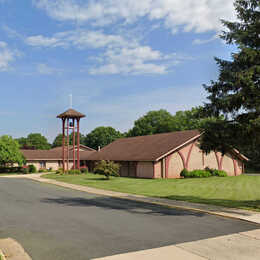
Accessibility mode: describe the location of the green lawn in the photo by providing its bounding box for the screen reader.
[43,173,260,212]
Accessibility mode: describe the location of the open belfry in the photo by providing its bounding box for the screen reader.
[57,109,85,172]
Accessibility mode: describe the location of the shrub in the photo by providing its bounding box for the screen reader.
[28,164,37,173]
[68,169,81,175]
[181,168,228,178]
[39,168,48,173]
[180,168,189,178]
[48,167,53,172]
[21,166,29,174]
[205,167,228,177]
[211,169,228,177]
[181,169,211,178]
[94,160,120,179]
[80,166,88,174]
[190,170,211,178]
[0,166,23,173]
[56,168,64,174]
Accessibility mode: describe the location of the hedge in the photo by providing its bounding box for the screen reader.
[181,168,228,178]
[0,166,23,173]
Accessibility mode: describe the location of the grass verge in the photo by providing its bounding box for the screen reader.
[43,173,260,212]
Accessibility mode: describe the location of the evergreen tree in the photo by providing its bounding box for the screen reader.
[201,0,260,163]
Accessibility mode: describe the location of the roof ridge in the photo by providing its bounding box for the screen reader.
[116,129,200,141]
[88,129,201,162]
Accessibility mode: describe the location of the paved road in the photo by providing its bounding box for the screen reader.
[0,178,258,260]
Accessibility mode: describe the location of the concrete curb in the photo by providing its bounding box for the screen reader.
[3,174,260,226]
[127,198,260,225]
[0,238,31,260]
[0,250,7,260]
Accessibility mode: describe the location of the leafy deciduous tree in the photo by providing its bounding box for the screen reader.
[127,108,220,137]
[17,133,51,150]
[85,127,122,150]
[16,137,27,148]
[26,133,51,150]
[127,109,175,137]
[0,135,25,166]
[52,133,85,148]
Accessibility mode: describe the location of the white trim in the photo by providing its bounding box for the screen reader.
[232,149,249,161]
[69,144,96,151]
[155,134,202,162]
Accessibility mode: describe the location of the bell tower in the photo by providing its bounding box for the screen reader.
[57,109,85,172]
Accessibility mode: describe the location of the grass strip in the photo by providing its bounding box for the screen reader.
[43,173,260,212]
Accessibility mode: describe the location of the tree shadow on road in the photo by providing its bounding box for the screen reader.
[41,196,205,217]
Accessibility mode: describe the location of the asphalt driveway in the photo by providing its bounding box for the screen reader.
[0,178,258,260]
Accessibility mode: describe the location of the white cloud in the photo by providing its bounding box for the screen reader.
[26,30,186,75]
[89,46,168,75]
[37,63,62,75]
[0,42,7,48]
[26,35,66,47]
[34,0,236,34]
[25,30,133,49]
[192,35,218,45]
[0,41,20,71]
[2,25,22,39]
[26,0,235,76]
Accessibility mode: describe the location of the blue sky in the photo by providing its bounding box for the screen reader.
[0,0,237,142]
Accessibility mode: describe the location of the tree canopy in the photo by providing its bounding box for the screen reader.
[17,133,51,150]
[0,135,25,166]
[52,133,85,148]
[127,107,219,137]
[200,0,260,159]
[51,134,63,148]
[127,110,175,137]
[85,127,122,150]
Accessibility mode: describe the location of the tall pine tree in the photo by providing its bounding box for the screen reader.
[201,0,260,169]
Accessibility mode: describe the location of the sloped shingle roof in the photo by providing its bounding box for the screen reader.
[87,130,201,162]
[22,145,95,161]
[57,108,86,118]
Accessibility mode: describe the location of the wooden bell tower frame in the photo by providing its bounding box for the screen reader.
[57,109,85,172]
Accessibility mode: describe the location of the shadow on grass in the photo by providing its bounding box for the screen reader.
[162,194,260,214]
[41,196,205,217]
[53,174,116,181]
[82,177,109,181]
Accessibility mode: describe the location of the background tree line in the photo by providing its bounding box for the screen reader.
[15,104,259,171]
[16,106,220,151]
